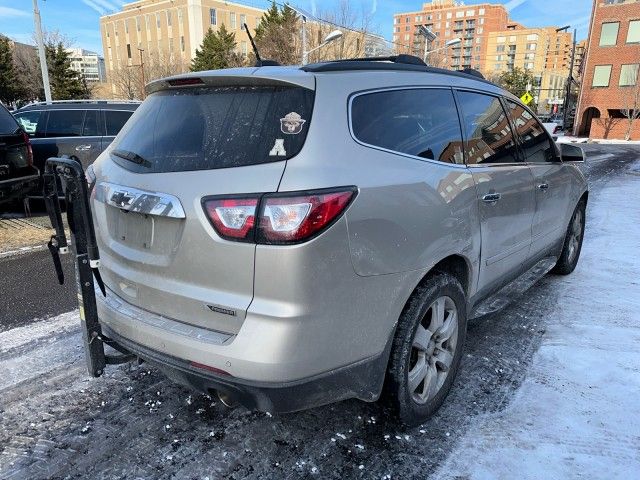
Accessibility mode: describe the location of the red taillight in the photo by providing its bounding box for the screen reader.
[168,77,205,87]
[258,190,356,244]
[201,188,357,244]
[203,197,259,242]
[189,361,230,376]
[21,131,33,167]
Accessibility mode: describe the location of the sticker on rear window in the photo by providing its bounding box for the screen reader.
[269,139,287,157]
[280,112,306,135]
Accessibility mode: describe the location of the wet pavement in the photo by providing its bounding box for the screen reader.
[0,144,639,479]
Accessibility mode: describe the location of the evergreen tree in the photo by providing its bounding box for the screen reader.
[252,1,299,65]
[191,25,240,72]
[0,35,19,105]
[46,42,87,99]
[497,67,537,108]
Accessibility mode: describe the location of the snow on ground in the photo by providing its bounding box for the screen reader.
[434,166,640,479]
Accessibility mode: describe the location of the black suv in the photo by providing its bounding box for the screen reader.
[13,100,140,178]
[0,102,39,207]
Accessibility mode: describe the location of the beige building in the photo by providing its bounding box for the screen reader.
[486,23,573,113]
[100,0,264,94]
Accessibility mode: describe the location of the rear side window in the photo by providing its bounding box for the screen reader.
[110,86,314,173]
[14,110,45,137]
[505,101,558,163]
[83,110,101,136]
[105,110,133,136]
[0,106,19,134]
[46,110,84,137]
[457,91,519,165]
[351,88,463,164]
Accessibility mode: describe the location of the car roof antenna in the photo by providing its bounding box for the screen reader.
[244,23,280,67]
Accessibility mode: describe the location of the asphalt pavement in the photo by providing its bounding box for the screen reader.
[0,144,639,479]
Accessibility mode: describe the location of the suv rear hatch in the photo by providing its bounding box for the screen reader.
[91,72,315,334]
[0,106,36,202]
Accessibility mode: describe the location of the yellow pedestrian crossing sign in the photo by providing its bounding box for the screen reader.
[520,91,534,105]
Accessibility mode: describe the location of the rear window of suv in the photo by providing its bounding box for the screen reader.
[0,106,19,135]
[110,85,315,173]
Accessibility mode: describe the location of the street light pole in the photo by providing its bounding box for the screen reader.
[32,0,52,102]
[137,48,145,99]
[563,29,577,133]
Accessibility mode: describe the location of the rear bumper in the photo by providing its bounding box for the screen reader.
[0,171,40,203]
[102,323,388,413]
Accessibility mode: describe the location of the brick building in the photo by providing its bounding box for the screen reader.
[576,0,640,139]
[393,0,509,71]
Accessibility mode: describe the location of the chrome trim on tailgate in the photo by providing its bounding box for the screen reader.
[95,181,186,218]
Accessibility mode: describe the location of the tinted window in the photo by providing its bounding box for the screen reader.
[0,106,19,134]
[351,88,463,164]
[83,110,101,136]
[457,91,519,165]
[506,101,557,163]
[111,86,314,173]
[46,110,84,137]
[14,111,45,136]
[105,110,133,136]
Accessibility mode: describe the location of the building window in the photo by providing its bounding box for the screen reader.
[136,17,140,32]
[415,15,422,22]
[167,11,172,26]
[599,22,619,46]
[240,14,246,27]
[241,41,247,55]
[180,36,185,52]
[146,15,150,30]
[527,43,537,50]
[230,12,236,29]
[156,13,160,28]
[592,65,612,87]
[479,8,485,15]
[210,8,217,25]
[125,20,128,34]
[509,35,517,42]
[456,11,464,18]
[126,43,131,58]
[526,33,538,41]
[178,9,183,24]
[497,36,506,43]
[446,12,452,19]
[466,9,474,16]
[627,20,640,43]
[620,64,639,86]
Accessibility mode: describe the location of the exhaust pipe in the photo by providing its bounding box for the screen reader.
[217,390,236,408]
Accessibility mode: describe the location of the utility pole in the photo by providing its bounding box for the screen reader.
[33,0,52,102]
[137,48,145,99]
[301,14,307,65]
[556,25,577,131]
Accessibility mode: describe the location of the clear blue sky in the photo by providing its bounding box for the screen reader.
[0,0,591,56]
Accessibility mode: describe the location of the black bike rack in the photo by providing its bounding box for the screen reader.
[43,157,134,377]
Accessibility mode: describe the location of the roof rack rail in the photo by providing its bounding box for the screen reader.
[301,57,492,85]
[20,99,142,107]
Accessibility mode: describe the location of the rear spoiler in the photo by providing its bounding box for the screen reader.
[146,68,316,95]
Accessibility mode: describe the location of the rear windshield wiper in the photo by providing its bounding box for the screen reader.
[111,149,151,168]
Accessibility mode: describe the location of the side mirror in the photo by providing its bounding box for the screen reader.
[560,143,585,163]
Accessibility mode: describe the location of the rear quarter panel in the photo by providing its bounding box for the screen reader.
[278,72,482,291]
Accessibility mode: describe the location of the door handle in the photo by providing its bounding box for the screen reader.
[482,193,502,203]
[75,144,92,151]
[537,183,549,191]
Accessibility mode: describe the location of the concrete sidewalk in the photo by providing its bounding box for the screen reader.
[435,166,640,478]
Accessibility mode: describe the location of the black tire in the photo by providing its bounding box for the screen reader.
[383,273,467,426]
[551,200,586,275]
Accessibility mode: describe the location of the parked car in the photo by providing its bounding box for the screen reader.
[13,100,140,196]
[0,102,39,207]
[88,57,588,425]
[543,121,564,136]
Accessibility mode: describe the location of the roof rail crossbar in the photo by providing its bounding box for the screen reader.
[320,54,427,66]
[21,99,142,107]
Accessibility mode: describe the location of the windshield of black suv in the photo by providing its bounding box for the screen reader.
[109,85,315,173]
[0,106,19,135]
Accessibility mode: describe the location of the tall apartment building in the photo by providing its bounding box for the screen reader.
[67,48,107,83]
[393,0,509,71]
[486,24,573,112]
[100,0,264,83]
[576,0,640,139]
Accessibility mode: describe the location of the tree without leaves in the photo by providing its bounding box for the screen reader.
[620,65,640,140]
[191,25,242,72]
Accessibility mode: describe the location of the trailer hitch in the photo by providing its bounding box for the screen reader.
[43,157,133,377]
